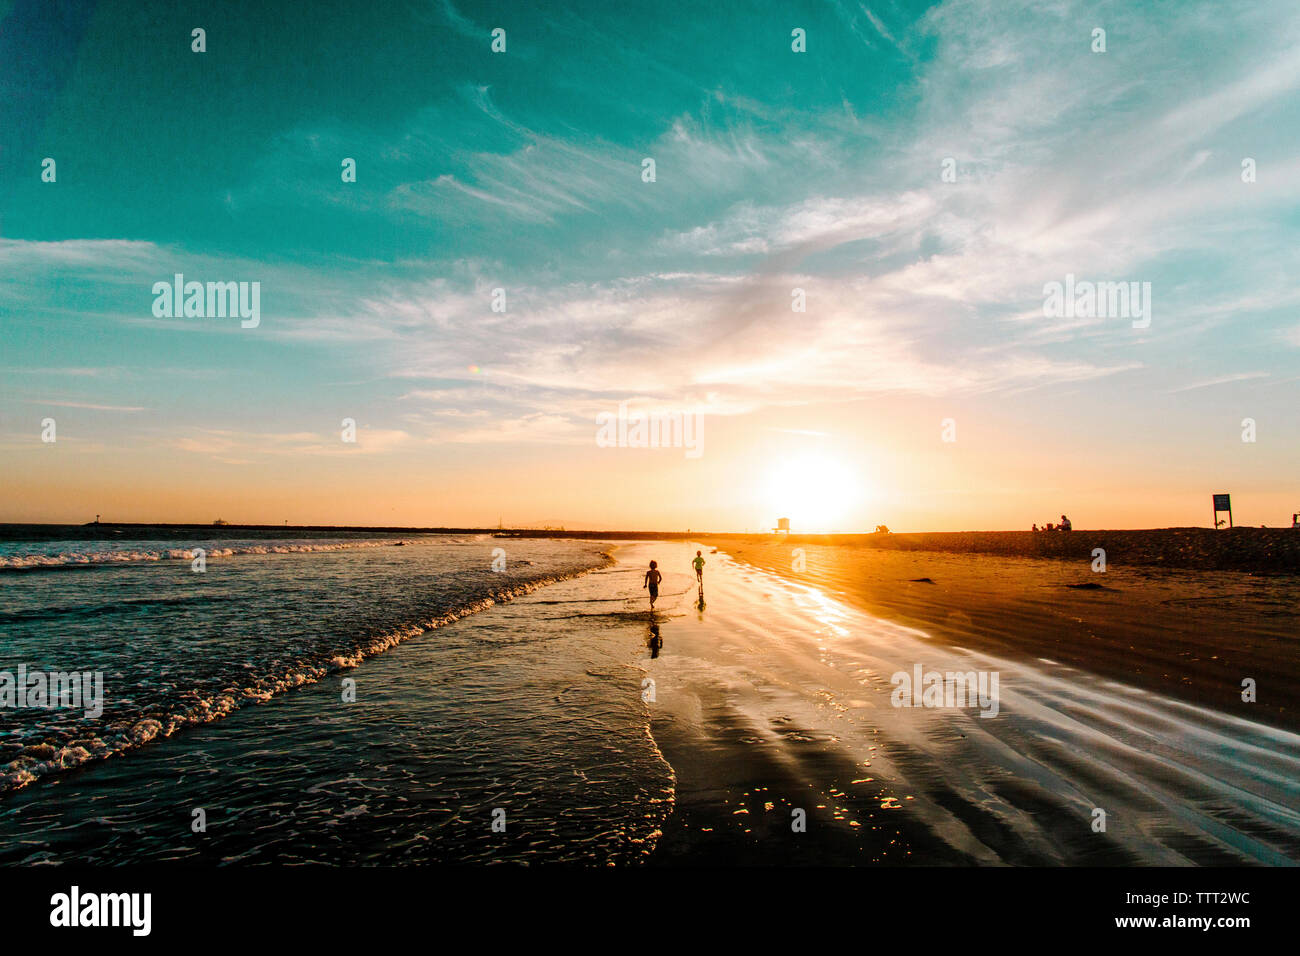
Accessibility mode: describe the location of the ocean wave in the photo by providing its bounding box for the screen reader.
[0,539,398,570]
[0,593,237,622]
[0,555,613,795]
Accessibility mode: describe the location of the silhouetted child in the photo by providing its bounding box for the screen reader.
[643,560,662,609]
[692,550,705,584]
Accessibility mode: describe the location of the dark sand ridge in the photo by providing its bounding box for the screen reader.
[700,537,1300,734]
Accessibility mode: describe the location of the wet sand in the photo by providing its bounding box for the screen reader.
[701,538,1300,733]
[632,542,1300,866]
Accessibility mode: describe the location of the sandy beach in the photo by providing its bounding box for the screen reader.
[622,541,1300,865]
[701,537,1300,733]
[498,528,1300,574]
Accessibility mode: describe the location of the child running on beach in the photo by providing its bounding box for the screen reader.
[643,560,662,609]
[692,550,705,585]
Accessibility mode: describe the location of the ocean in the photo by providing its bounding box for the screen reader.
[0,528,673,863]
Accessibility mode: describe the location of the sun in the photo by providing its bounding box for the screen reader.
[762,454,861,532]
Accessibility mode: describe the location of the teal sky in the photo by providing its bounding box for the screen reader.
[2,0,1298,529]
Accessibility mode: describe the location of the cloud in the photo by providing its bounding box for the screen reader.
[1,239,161,278]
[168,427,413,460]
[5,0,1296,458]
[27,400,147,412]
[1168,372,1271,393]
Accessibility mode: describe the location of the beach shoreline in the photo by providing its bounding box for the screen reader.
[2,537,1295,866]
[626,541,1300,865]
[700,537,1300,734]
[10,524,1297,574]
[707,528,1300,574]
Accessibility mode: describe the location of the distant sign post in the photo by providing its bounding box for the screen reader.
[1212,493,1232,529]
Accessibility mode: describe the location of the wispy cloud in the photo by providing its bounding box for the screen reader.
[27,400,148,412]
[1169,372,1271,393]
[168,427,413,460]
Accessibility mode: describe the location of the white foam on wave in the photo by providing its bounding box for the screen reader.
[0,539,397,569]
[0,556,614,795]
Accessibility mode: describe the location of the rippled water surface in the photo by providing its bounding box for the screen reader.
[0,530,618,793]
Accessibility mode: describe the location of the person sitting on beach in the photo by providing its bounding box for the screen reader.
[643,560,662,609]
[692,550,705,585]
[1032,523,1038,532]
[1060,515,1072,531]
[1045,522,1054,531]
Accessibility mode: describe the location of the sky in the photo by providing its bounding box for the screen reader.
[1,0,1298,531]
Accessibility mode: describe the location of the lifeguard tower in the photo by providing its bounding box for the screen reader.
[773,517,790,534]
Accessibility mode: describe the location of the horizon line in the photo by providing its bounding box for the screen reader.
[0,520,1277,535]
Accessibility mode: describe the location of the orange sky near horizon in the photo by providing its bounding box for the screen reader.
[5,397,1295,531]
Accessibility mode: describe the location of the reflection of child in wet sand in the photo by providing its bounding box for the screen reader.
[643,560,662,609]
